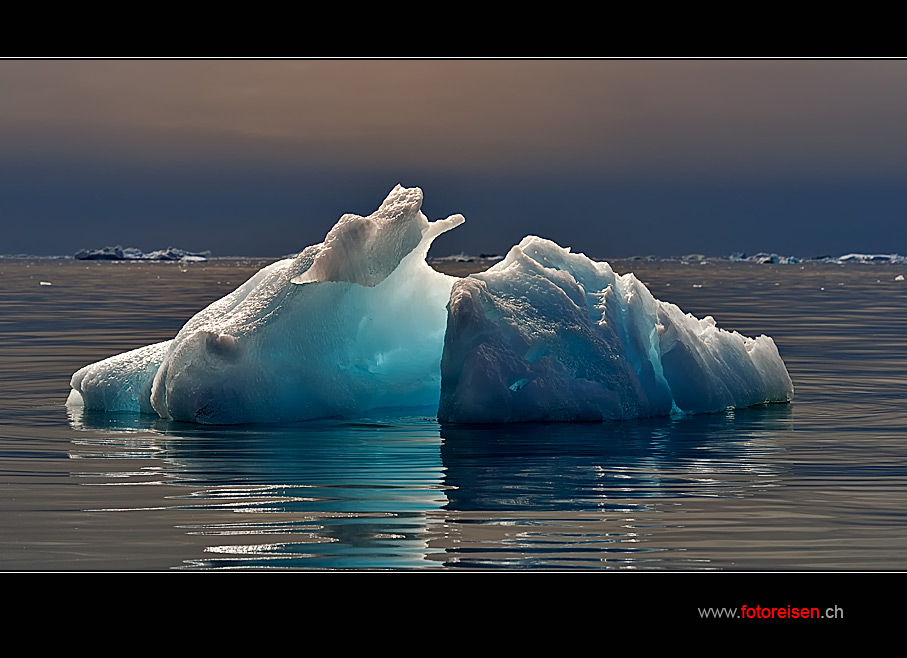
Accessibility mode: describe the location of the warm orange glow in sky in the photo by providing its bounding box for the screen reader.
[4,59,907,178]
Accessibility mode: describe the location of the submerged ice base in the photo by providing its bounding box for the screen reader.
[69,185,793,425]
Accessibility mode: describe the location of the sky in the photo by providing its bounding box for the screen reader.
[3,58,907,258]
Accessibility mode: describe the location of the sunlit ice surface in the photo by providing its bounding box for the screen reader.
[69,186,463,424]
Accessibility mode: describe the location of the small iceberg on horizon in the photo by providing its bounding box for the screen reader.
[68,185,793,425]
[74,246,209,262]
[730,251,800,265]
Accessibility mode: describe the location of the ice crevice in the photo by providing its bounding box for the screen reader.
[68,185,793,425]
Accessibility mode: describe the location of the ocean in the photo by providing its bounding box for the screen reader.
[2,256,907,570]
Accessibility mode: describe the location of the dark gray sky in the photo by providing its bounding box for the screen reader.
[3,59,907,258]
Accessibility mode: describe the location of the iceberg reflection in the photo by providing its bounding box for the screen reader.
[68,404,791,569]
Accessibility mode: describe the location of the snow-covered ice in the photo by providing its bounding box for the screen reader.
[69,185,793,425]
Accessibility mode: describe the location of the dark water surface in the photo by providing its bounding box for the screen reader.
[3,257,907,570]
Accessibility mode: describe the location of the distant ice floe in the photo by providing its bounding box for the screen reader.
[618,252,907,265]
[69,185,793,425]
[729,252,801,264]
[429,253,504,264]
[74,246,209,262]
[832,253,907,264]
[729,252,907,265]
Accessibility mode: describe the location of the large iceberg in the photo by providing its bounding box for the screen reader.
[68,185,793,425]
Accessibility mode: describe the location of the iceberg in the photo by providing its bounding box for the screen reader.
[70,185,463,423]
[74,246,209,261]
[438,237,793,423]
[68,185,793,425]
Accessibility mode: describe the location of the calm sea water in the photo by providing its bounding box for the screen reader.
[2,257,907,570]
